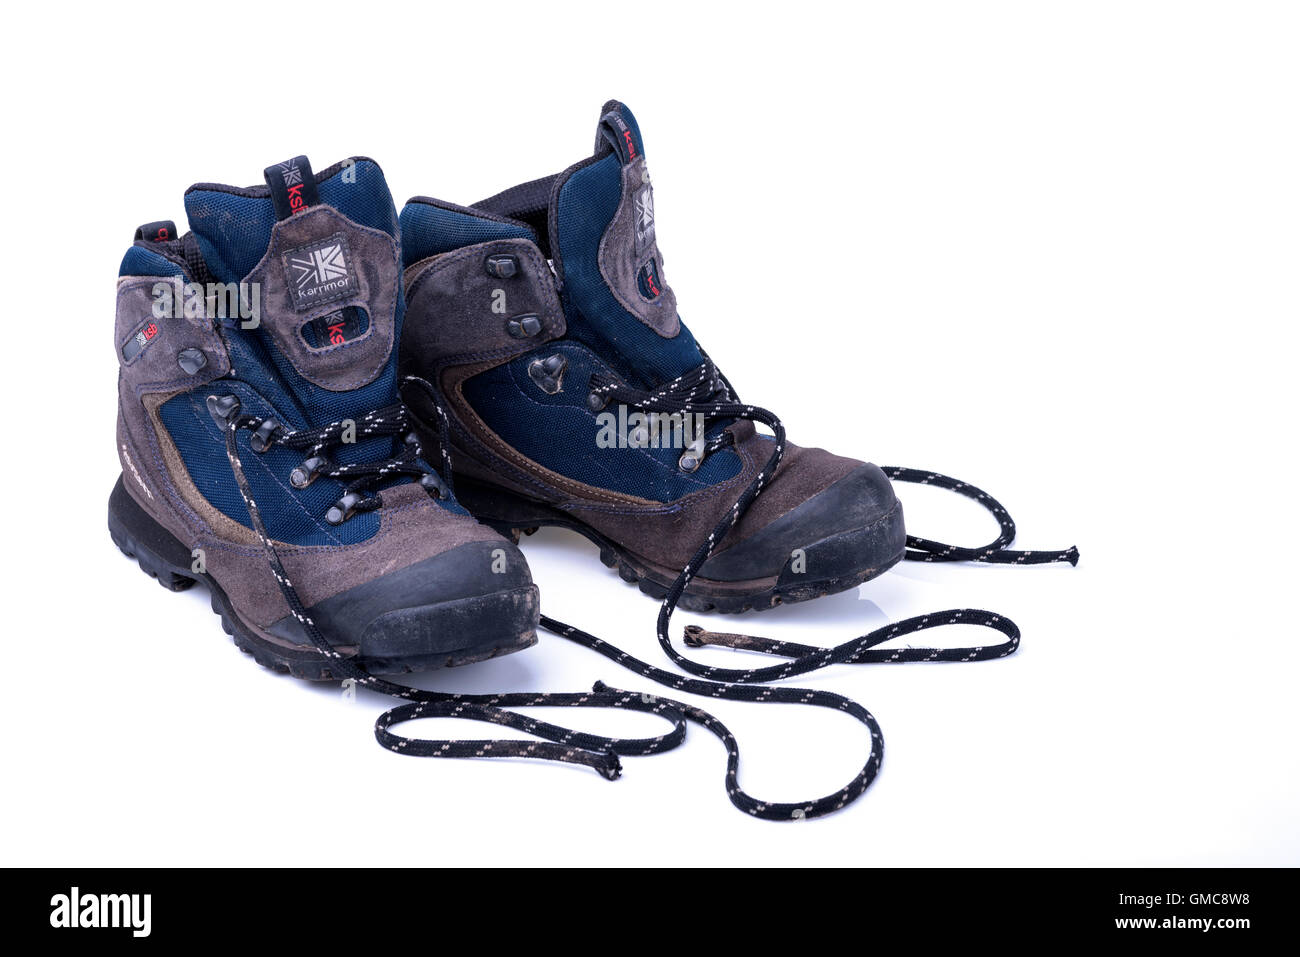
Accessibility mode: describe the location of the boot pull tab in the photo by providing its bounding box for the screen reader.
[133,220,177,244]
[264,155,320,220]
[597,106,640,165]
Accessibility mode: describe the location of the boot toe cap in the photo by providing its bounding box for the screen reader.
[699,463,905,584]
[269,540,540,669]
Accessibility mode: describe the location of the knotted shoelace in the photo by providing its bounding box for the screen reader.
[219,370,1076,820]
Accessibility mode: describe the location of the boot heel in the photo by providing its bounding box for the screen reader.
[107,475,198,592]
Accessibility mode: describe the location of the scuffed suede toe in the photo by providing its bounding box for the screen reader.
[701,463,904,582]
[267,539,537,655]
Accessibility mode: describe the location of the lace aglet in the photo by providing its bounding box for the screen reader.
[1064,546,1080,567]
[597,751,622,781]
[683,625,776,654]
[682,625,708,648]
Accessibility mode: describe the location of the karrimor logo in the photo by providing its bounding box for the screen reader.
[292,244,348,290]
[49,887,151,938]
[277,159,308,215]
[283,234,357,310]
[120,319,161,363]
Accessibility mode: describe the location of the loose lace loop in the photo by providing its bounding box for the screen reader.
[882,467,1080,566]
[219,368,1076,821]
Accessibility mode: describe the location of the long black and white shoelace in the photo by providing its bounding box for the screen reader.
[219,369,1076,821]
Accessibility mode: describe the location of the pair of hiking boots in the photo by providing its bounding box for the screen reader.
[111,101,1075,819]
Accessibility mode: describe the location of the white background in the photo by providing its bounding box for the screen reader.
[1,1,1296,867]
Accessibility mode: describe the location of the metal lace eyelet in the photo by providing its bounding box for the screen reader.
[679,436,707,473]
[420,473,449,499]
[485,255,518,279]
[289,456,328,489]
[528,354,567,394]
[506,315,542,338]
[249,418,281,453]
[325,492,364,525]
[177,348,207,375]
[205,394,241,427]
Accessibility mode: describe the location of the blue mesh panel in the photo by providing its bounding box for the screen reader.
[219,323,309,425]
[159,383,381,547]
[400,201,534,267]
[462,341,740,504]
[555,153,704,387]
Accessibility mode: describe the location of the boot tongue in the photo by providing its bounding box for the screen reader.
[551,101,705,387]
[183,156,404,432]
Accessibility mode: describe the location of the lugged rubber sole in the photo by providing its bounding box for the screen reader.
[452,477,906,614]
[107,475,538,679]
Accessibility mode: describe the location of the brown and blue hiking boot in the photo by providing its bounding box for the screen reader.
[386,107,1075,818]
[397,101,906,613]
[109,155,539,678]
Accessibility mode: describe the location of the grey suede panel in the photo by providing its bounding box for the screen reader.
[597,157,679,337]
[114,275,237,550]
[400,238,565,376]
[200,483,512,629]
[115,277,231,398]
[244,206,400,392]
[561,422,866,570]
[402,238,584,504]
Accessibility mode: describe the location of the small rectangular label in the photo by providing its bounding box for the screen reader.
[303,307,367,348]
[282,233,357,311]
[121,319,161,363]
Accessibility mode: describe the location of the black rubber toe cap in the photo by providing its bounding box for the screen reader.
[268,540,539,659]
[700,463,905,583]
